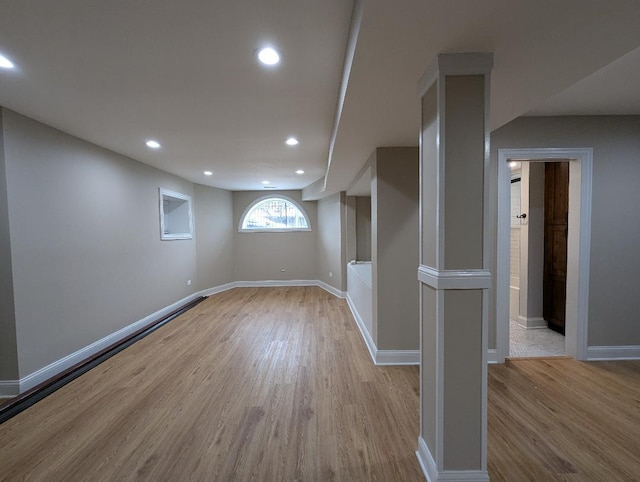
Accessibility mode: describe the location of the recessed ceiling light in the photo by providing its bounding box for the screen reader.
[295,170,304,175]
[204,171,213,176]
[146,140,161,149]
[257,47,280,66]
[262,180,271,185]
[285,137,299,146]
[0,53,15,70]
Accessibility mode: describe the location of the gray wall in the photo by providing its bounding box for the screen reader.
[372,147,420,350]
[232,190,318,281]
[1,109,233,379]
[194,184,234,291]
[0,110,19,380]
[355,196,372,260]
[317,192,346,292]
[490,115,640,347]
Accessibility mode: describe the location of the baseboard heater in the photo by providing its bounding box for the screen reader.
[0,296,207,425]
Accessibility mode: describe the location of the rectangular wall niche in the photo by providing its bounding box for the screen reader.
[159,188,193,240]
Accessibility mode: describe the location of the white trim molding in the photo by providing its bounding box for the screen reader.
[587,345,640,360]
[17,292,204,393]
[197,282,237,297]
[487,349,498,364]
[516,316,547,329]
[234,279,346,299]
[0,380,20,397]
[347,293,377,364]
[417,437,489,482]
[376,350,420,366]
[418,265,492,290]
[346,294,419,366]
[316,280,347,299]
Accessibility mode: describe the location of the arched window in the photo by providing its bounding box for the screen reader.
[239,195,311,232]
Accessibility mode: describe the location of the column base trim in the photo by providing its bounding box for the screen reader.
[417,437,489,482]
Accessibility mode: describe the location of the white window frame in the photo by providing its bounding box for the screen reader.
[159,188,194,240]
[238,195,312,233]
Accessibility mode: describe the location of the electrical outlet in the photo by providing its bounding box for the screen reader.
[329,272,333,278]
[187,279,192,286]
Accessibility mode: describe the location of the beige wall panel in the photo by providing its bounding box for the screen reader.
[355,196,372,261]
[443,75,485,270]
[317,192,346,292]
[443,289,483,470]
[421,284,438,453]
[421,85,438,267]
[194,184,234,291]
[375,147,419,350]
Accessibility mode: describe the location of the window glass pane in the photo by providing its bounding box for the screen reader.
[241,197,309,230]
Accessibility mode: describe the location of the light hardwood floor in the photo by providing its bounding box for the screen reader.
[489,358,640,481]
[2,287,640,481]
[0,287,423,481]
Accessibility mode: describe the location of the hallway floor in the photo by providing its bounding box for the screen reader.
[509,319,566,357]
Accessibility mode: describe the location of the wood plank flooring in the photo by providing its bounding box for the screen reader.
[488,358,640,481]
[0,287,423,481]
[2,286,640,481]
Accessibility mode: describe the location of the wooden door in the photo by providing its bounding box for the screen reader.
[543,161,569,334]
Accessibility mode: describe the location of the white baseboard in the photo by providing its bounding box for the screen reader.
[516,316,547,329]
[235,279,316,288]
[0,380,20,397]
[487,349,498,364]
[346,294,419,366]
[233,279,346,298]
[346,293,378,364]
[316,279,346,299]
[16,292,204,394]
[376,350,420,365]
[417,436,489,481]
[197,282,237,297]
[587,345,640,360]
[417,436,437,482]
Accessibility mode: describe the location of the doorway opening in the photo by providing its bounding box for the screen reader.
[507,160,567,357]
[496,148,593,362]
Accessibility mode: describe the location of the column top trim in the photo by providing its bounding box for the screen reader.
[418,52,494,97]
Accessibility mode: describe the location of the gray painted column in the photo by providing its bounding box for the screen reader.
[415,53,493,482]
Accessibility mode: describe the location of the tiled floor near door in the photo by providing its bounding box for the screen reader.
[509,319,566,357]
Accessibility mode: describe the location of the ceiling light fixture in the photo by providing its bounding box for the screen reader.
[295,170,304,175]
[261,180,271,185]
[285,137,299,146]
[0,53,15,70]
[257,47,281,66]
[204,171,213,176]
[146,140,161,149]
[509,161,517,168]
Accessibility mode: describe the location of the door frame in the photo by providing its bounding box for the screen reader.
[496,148,593,362]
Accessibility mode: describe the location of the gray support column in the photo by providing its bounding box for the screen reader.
[415,53,493,482]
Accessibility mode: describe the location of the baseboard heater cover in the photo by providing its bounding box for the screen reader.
[0,296,206,425]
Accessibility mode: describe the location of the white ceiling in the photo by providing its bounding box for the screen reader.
[1,1,639,196]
